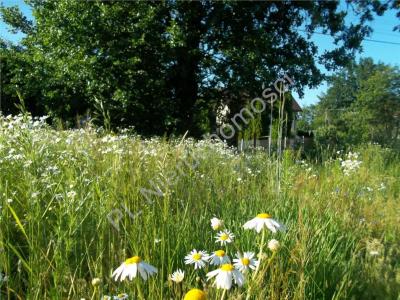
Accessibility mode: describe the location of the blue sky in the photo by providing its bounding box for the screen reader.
[297,5,400,106]
[1,0,399,107]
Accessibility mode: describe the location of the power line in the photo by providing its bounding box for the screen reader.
[363,37,400,46]
[298,29,400,46]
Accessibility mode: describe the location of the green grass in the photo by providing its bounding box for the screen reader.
[0,115,399,299]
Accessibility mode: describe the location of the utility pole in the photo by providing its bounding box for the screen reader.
[325,108,348,125]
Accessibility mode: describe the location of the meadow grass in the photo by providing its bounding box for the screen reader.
[0,115,399,299]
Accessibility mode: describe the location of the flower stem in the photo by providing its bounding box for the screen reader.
[247,228,267,300]
[90,288,96,300]
[266,251,277,269]
[255,228,266,275]
[136,281,145,300]
[247,244,278,300]
[245,286,252,300]
[220,289,227,300]
[177,282,182,299]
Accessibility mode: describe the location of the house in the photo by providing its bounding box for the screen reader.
[215,91,308,152]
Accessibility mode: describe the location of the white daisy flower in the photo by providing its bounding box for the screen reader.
[211,217,224,230]
[243,213,285,233]
[233,252,259,272]
[184,249,209,269]
[215,230,234,245]
[113,293,128,300]
[267,239,280,252]
[91,277,101,286]
[206,263,245,290]
[112,256,157,281]
[169,269,185,283]
[369,250,379,256]
[207,250,231,266]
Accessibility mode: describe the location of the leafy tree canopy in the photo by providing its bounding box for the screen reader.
[304,58,400,148]
[1,0,399,137]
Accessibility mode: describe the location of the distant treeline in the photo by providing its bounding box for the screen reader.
[297,58,400,149]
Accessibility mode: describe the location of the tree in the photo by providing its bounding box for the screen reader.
[313,58,400,148]
[349,67,400,145]
[297,105,317,133]
[2,1,174,133]
[1,1,398,136]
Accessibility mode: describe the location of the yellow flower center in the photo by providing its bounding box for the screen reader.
[184,288,207,300]
[241,258,250,266]
[220,233,229,241]
[192,253,202,261]
[125,256,141,264]
[220,264,234,271]
[257,213,272,219]
[215,250,225,257]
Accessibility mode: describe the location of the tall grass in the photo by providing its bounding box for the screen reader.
[0,115,399,299]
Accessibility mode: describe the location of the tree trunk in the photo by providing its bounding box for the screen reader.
[173,2,204,137]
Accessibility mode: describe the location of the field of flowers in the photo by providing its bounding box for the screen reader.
[0,115,399,300]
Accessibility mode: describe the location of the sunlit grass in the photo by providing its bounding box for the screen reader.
[0,115,399,299]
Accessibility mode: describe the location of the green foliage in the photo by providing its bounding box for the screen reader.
[1,1,394,136]
[296,105,316,132]
[312,58,400,149]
